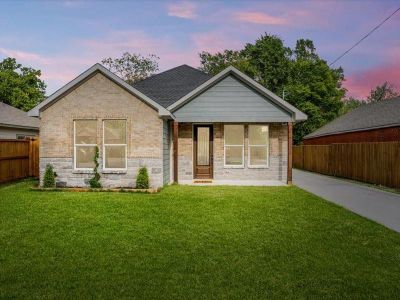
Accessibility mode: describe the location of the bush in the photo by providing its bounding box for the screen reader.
[136,167,149,189]
[89,146,102,188]
[43,164,56,188]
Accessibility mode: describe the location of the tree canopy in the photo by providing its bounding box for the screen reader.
[0,57,46,111]
[102,52,159,84]
[199,34,346,144]
[367,81,398,103]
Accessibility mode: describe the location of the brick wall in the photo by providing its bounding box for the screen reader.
[40,72,164,188]
[178,123,288,183]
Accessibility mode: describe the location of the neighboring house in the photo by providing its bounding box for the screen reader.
[0,102,39,139]
[304,97,400,145]
[28,64,306,188]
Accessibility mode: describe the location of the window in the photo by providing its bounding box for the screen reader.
[103,120,127,169]
[248,125,269,167]
[74,120,97,169]
[224,125,244,167]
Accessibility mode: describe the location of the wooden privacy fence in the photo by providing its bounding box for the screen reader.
[293,142,400,189]
[0,139,39,183]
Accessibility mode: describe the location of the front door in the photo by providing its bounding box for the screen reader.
[194,125,213,179]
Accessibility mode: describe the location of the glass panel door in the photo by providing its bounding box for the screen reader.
[197,127,210,165]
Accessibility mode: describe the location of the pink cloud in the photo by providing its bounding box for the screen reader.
[234,11,288,25]
[344,63,400,99]
[0,47,52,65]
[191,32,242,54]
[167,2,196,19]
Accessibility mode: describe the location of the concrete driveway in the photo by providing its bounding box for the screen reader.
[293,169,400,233]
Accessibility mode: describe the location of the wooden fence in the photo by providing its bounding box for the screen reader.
[293,142,400,189]
[0,138,39,183]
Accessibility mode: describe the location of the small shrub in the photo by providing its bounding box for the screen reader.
[43,164,56,188]
[89,146,102,188]
[136,167,149,189]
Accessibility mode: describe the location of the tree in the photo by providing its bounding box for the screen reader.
[367,82,398,103]
[340,97,365,115]
[101,52,159,84]
[0,57,46,111]
[198,35,345,144]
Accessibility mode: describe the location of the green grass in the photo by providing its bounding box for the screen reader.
[1,180,400,299]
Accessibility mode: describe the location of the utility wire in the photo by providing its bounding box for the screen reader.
[329,7,400,66]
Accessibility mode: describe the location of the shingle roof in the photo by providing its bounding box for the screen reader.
[0,102,39,129]
[305,97,400,139]
[132,65,212,108]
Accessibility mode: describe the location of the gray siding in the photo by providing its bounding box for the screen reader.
[162,120,170,185]
[173,75,292,122]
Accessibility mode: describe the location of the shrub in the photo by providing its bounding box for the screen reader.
[89,146,102,188]
[43,164,56,188]
[136,167,149,189]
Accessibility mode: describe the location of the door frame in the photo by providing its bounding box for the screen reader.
[193,124,213,179]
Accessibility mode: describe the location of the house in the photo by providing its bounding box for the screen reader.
[304,97,400,145]
[28,64,306,188]
[0,102,39,139]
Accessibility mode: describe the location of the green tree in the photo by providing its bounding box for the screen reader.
[367,81,398,103]
[340,97,365,115]
[0,57,46,111]
[102,52,159,84]
[199,35,345,144]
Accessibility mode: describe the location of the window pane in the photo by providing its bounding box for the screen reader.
[76,146,96,168]
[75,120,97,144]
[249,125,268,145]
[225,125,244,145]
[104,120,126,144]
[197,127,209,165]
[250,146,268,165]
[225,146,243,165]
[105,146,126,169]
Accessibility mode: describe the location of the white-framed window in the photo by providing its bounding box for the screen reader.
[248,125,269,167]
[224,124,244,167]
[74,120,97,170]
[103,119,127,170]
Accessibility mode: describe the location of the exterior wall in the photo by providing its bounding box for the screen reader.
[162,120,171,185]
[304,126,400,145]
[173,75,292,123]
[0,126,38,139]
[178,122,288,183]
[40,72,164,188]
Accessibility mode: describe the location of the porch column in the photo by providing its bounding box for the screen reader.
[287,122,293,185]
[173,121,179,183]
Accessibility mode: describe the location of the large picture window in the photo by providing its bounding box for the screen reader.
[248,125,269,167]
[74,120,97,169]
[103,120,127,170]
[224,124,244,167]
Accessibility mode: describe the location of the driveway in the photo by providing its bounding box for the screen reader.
[293,169,400,233]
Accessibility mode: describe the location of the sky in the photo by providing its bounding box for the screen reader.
[0,0,399,99]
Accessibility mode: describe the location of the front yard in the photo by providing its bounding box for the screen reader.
[1,181,399,298]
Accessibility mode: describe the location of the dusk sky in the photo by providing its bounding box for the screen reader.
[1,0,399,99]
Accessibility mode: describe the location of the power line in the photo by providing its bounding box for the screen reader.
[329,7,400,66]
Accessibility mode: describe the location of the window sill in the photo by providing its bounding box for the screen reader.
[73,170,94,174]
[248,165,269,169]
[223,166,245,169]
[101,169,127,174]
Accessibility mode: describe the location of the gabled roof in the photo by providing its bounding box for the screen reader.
[27,64,171,117]
[0,102,39,130]
[132,65,212,108]
[168,66,307,122]
[305,97,400,139]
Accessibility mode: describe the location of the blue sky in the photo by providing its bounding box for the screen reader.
[1,0,399,98]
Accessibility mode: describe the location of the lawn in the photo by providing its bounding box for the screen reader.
[1,181,400,299]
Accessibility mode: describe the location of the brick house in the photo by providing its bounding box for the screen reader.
[28,64,306,188]
[304,97,400,145]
